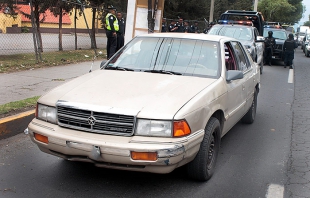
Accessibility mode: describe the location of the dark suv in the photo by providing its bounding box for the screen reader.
[263,26,288,62]
[219,10,265,36]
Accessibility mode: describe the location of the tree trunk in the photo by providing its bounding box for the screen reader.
[74,6,77,50]
[34,5,43,52]
[91,7,97,49]
[59,7,63,51]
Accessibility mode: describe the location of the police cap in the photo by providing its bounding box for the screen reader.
[107,5,117,10]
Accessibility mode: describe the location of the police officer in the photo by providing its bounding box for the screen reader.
[191,21,200,33]
[105,5,119,59]
[283,33,298,68]
[264,31,276,66]
[161,18,167,32]
[168,19,178,32]
[176,17,185,32]
[116,11,125,51]
[184,20,192,33]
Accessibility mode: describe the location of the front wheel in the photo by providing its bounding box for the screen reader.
[242,89,257,124]
[186,117,221,181]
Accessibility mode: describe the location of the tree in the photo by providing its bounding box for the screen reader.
[258,0,303,24]
[49,0,74,51]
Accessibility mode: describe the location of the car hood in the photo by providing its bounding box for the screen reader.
[275,39,285,44]
[39,70,217,119]
[241,40,253,46]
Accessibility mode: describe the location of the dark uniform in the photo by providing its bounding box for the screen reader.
[105,6,119,59]
[184,21,192,33]
[176,18,185,32]
[283,33,298,68]
[264,31,276,66]
[191,21,200,33]
[116,12,125,51]
[161,18,167,32]
[168,21,178,32]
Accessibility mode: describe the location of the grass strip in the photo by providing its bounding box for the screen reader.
[0,96,40,115]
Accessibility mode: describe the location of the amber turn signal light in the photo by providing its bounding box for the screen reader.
[173,120,191,137]
[131,151,157,161]
[34,133,48,144]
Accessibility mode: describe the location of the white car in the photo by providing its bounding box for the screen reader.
[27,33,260,181]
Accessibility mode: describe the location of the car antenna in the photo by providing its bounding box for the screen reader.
[89,51,102,73]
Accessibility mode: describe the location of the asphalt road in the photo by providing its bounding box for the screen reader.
[0,49,309,198]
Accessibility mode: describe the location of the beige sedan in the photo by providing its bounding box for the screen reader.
[27,33,260,181]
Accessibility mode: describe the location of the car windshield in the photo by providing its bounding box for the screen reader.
[263,30,287,40]
[104,37,220,78]
[208,26,253,41]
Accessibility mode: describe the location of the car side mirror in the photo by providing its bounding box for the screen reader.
[226,70,244,82]
[255,36,265,42]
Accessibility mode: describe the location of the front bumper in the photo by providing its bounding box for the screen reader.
[28,119,204,174]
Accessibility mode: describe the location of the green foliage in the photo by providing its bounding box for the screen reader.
[304,21,310,26]
[258,0,303,24]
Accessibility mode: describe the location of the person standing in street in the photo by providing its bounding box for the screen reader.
[116,11,125,51]
[283,33,298,68]
[105,5,119,59]
[264,31,276,66]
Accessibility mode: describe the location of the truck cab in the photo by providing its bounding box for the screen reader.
[219,10,265,36]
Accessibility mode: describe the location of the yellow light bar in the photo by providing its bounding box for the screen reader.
[131,151,157,161]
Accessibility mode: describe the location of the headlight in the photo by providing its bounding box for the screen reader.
[135,119,172,137]
[36,103,57,124]
[135,119,191,137]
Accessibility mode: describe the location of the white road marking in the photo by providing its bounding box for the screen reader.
[288,69,294,83]
[266,184,284,198]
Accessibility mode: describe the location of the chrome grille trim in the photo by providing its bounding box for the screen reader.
[56,102,137,136]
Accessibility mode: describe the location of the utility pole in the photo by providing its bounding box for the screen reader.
[209,0,214,23]
[254,0,258,11]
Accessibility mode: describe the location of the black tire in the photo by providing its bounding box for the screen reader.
[242,89,257,124]
[186,117,221,181]
[260,60,263,74]
[306,50,309,57]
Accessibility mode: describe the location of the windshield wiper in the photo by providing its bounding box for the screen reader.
[144,70,182,75]
[105,66,134,71]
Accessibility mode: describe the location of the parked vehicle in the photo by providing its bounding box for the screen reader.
[208,23,265,74]
[305,40,310,57]
[263,26,289,63]
[301,34,310,52]
[296,26,310,46]
[27,33,260,181]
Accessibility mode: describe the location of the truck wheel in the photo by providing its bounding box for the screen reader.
[242,89,257,124]
[186,117,221,181]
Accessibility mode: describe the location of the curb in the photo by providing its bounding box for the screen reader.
[0,110,35,140]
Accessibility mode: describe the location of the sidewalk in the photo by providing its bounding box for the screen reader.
[0,60,102,140]
[0,60,102,105]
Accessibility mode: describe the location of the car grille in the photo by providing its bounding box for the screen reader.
[57,106,135,136]
[274,44,283,50]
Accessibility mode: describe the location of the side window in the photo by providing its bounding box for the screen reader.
[231,41,251,71]
[254,28,259,40]
[224,42,237,70]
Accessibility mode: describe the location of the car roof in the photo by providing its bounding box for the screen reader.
[212,24,255,29]
[135,33,237,42]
